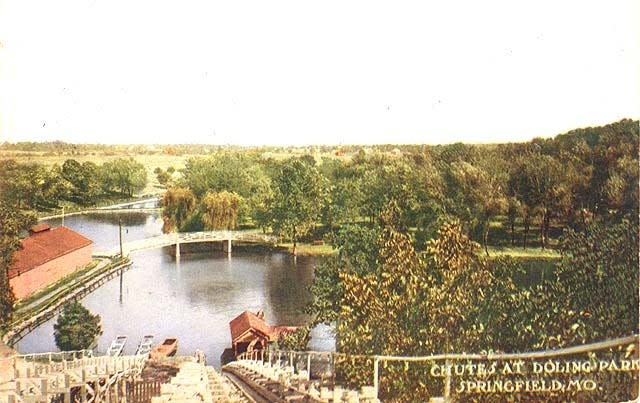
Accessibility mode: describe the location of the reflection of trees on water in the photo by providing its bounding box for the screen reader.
[175,252,241,311]
[174,251,315,327]
[81,212,155,226]
[265,254,314,326]
[43,212,159,228]
[42,212,163,252]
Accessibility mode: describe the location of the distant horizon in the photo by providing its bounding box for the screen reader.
[0,117,636,148]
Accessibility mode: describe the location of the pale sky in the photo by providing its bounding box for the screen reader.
[0,0,638,146]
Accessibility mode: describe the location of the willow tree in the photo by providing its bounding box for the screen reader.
[201,191,243,230]
[160,187,196,232]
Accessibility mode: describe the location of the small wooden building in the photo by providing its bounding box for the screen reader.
[9,224,93,300]
[229,310,297,357]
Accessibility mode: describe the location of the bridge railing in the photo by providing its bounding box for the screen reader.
[98,230,278,256]
[244,334,640,400]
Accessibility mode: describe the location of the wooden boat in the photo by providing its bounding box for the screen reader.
[106,335,127,357]
[135,335,154,356]
[150,337,178,358]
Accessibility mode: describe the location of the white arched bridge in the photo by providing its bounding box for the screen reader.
[95,230,278,257]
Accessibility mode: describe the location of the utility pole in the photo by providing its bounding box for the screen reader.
[119,265,124,304]
[119,218,124,258]
[119,218,124,303]
[61,206,65,227]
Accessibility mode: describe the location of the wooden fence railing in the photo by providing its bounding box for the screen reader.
[235,334,640,400]
[126,380,162,403]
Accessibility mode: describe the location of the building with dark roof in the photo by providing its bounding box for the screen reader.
[9,224,93,300]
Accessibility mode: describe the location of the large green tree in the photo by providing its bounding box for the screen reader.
[320,157,366,229]
[552,219,639,343]
[0,161,45,210]
[100,158,147,197]
[509,153,568,248]
[269,157,327,255]
[307,224,382,324]
[54,301,102,351]
[335,207,500,399]
[61,159,101,205]
[444,161,506,254]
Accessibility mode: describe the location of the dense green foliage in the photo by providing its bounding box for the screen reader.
[0,205,36,327]
[269,158,328,255]
[312,204,638,400]
[158,119,638,255]
[201,191,242,230]
[159,152,272,232]
[100,158,147,197]
[53,301,102,351]
[3,119,636,252]
[180,152,271,222]
[553,219,639,343]
[160,187,196,232]
[277,326,311,351]
[0,157,149,210]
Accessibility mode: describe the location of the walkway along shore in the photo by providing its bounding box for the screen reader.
[3,257,132,346]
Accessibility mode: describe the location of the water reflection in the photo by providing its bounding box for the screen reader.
[43,212,163,252]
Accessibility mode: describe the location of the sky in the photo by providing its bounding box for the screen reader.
[0,0,638,146]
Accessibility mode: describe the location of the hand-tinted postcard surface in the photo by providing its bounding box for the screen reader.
[0,1,637,401]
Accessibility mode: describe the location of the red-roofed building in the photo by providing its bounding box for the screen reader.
[9,224,93,300]
[229,310,297,357]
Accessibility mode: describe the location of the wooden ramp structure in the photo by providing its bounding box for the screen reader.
[0,351,248,403]
[2,350,146,403]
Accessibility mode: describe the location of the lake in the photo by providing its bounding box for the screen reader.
[16,212,334,367]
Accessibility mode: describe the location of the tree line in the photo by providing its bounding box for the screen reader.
[161,119,638,255]
[0,158,147,211]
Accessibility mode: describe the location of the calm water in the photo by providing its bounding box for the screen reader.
[17,212,334,367]
[42,212,164,253]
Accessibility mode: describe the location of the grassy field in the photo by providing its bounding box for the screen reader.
[486,245,560,258]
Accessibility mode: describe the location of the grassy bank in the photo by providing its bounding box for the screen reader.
[277,242,336,257]
[485,245,561,259]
